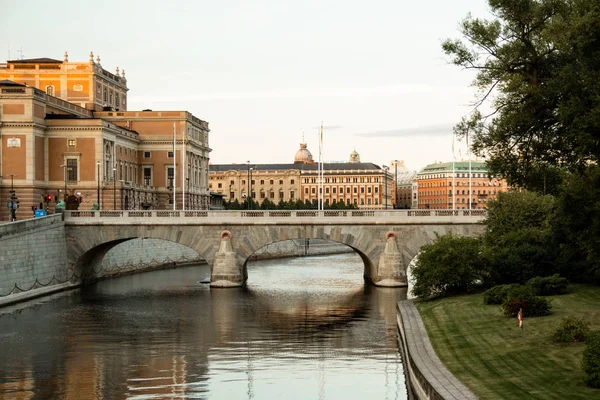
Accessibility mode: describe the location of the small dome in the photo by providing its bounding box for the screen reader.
[294,143,314,164]
[349,149,360,163]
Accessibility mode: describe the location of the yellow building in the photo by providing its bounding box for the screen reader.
[0,54,211,221]
[209,143,393,209]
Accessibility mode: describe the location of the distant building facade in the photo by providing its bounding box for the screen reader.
[209,144,393,209]
[0,53,211,221]
[416,161,509,209]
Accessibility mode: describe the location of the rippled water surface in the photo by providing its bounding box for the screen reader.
[0,253,408,399]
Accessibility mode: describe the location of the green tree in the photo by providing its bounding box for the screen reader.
[410,234,485,299]
[483,191,558,284]
[443,0,600,192]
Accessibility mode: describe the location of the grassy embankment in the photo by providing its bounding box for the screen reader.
[416,284,600,400]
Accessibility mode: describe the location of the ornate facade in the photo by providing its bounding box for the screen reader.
[209,143,393,209]
[0,54,211,221]
[416,161,509,209]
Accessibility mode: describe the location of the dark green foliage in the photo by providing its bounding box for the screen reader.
[483,191,558,285]
[483,284,515,305]
[502,285,552,317]
[582,332,600,388]
[443,0,600,192]
[527,274,569,296]
[553,317,590,343]
[410,234,485,299]
[551,166,600,283]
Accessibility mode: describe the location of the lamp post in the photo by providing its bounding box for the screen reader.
[60,164,67,200]
[97,161,101,210]
[383,165,389,210]
[247,161,251,210]
[113,167,117,210]
[249,167,253,210]
[393,160,399,209]
[186,177,190,210]
[7,174,18,221]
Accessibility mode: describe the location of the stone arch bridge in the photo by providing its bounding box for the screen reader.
[64,209,486,288]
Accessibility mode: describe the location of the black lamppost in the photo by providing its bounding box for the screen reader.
[113,167,117,210]
[383,165,389,210]
[97,161,101,210]
[393,160,399,208]
[186,177,190,210]
[8,174,18,221]
[247,160,251,210]
[60,164,67,200]
[249,167,253,210]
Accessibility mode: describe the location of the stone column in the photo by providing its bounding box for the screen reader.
[374,232,407,287]
[211,231,244,288]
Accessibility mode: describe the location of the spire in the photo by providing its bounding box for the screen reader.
[89,51,94,63]
[63,51,68,62]
[96,55,101,64]
[115,66,120,75]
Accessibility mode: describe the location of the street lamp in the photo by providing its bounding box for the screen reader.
[60,164,68,200]
[97,161,101,210]
[383,165,389,210]
[113,167,117,210]
[393,160,399,209]
[7,174,18,221]
[247,161,251,210]
[249,167,253,210]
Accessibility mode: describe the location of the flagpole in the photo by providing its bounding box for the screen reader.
[318,122,324,211]
[182,131,186,211]
[173,122,176,211]
[452,132,456,210]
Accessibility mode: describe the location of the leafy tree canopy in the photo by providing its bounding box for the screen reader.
[443,0,600,192]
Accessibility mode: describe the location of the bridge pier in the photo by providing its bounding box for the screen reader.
[373,232,407,287]
[211,231,245,288]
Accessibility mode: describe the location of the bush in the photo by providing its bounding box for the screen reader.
[527,274,569,296]
[553,317,590,343]
[582,332,600,388]
[483,284,515,305]
[410,234,486,299]
[502,285,552,317]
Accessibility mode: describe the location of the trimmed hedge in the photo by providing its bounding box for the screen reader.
[527,274,569,296]
[502,285,552,317]
[552,317,590,343]
[582,332,600,388]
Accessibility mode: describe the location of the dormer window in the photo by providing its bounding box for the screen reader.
[46,85,55,96]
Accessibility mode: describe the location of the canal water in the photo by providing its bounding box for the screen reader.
[0,252,408,399]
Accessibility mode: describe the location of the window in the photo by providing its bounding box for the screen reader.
[333,187,336,194]
[67,139,76,147]
[242,179,246,185]
[279,180,283,185]
[375,187,379,194]
[290,191,295,199]
[144,151,151,158]
[360,187,364,194]
[270,192,274,199]
[168,151,174,158]
[290,179,295,184]
[279,191,284,199]
[368,187,371,194]
[305,188,309,194]
[270,180,274,185]
[144,168,151,185]
[325,188,329,194]
[218,183,222,188]
[167,168,174,187]
[230,180,235,185]
[260,192,265,199]
[230,192,234,198]
[66,159,77,181]
[115,93,120,107]
[353,187,357,194]
[311,188,316,194]
[260,180,264,185]
[103,89,108,102]
[46,85,55,96]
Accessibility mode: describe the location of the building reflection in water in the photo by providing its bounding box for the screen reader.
[0,252,408,399]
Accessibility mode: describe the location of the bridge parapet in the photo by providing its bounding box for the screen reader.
[64,209,486,225]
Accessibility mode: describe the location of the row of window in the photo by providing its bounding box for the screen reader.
[304,186,380,195]
[420,180,501,188]
[421,172,490,179]
[303,176,381,184]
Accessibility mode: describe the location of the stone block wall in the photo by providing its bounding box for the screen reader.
[101,238,204,269]
[0,214,70,301]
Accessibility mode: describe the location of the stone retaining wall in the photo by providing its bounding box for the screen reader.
[0,214,74,306]
[396,300,477,400]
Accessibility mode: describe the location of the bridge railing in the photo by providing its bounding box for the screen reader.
[64,209,487,219]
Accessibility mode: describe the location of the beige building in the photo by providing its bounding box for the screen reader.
[0,54,211,221]
[209,143,393,209]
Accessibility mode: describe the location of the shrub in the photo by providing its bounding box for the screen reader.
[582,332,600,388]
[527,274,569,296]
[410,234,486,299]
[502,285,552,317]
[483,284,515,305]
[552,317,590,343]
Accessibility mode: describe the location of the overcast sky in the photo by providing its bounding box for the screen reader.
[1,0,493,171]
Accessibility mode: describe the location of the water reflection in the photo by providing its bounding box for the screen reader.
[0,253,407,399]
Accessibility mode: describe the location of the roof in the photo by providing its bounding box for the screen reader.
[210,162,383,173]
[7,57,62,64]
[0,79,26,87]
[418,161,488,174]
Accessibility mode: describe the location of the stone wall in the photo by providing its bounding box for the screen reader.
[396,300,477,400]
[101,238,204,268]
[251,238,353,260]
[0,214,74,306]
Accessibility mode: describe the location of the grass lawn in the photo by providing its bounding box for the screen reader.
[416,284,600,400]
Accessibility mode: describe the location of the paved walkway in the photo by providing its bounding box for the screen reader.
[397,299,478,400]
